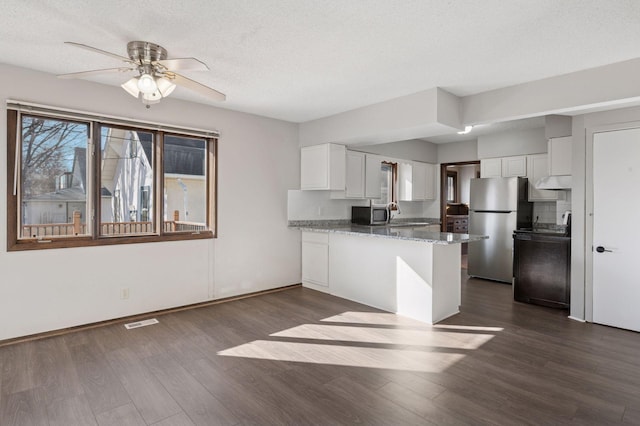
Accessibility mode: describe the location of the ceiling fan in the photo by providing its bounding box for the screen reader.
[58,41,226,108]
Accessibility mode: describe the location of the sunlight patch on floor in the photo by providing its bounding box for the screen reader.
[433,324,504,332]
[321,311,431,327]
[219,311,504,372]
[218,340,465,373]
[270,324,494,350]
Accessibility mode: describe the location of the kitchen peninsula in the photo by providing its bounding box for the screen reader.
[290,221,487,324]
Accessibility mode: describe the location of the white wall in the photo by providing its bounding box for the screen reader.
[455,164,478,205]
[462,58,640,125]
[287,190,439,221]
[569,105,640,322]
[299,88,462,147]
[0,64,301,340]
[477,127,546,159]
[437,140,478,164]
[351,139,437,163]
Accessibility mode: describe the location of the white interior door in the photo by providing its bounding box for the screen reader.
[592,127,640,331]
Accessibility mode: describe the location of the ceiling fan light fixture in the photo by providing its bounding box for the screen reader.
[121,77,140,98]
[137,73,158,94]
[61,41,226,108]
[141,91,162,105]
[156,76,176,97]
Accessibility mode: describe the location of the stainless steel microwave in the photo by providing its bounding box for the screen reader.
[351,205,388,225]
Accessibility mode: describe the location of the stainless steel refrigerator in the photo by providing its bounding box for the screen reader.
[468,177,533,283]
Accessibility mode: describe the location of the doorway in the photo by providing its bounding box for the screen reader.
[440,161,480,264]
[588,125,640,332]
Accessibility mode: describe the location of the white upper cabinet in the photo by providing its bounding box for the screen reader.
[365,154,384,199]
[345,150,365,198]
[527,154,558,201]
[481,156,526,178]
[501,155,527,177]
[424,163,436,200]
[412,161,428,200]
[300,143,346,190]
[548,136,572,176]
[480,158,502,178]
[398,161,435,201]
[398,161,414,201]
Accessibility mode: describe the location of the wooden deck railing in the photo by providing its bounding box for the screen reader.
[23,221,207,238]
[22,223,88,238]
[23,211,207,238]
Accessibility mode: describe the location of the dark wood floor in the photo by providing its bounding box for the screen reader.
[2,272,640,425]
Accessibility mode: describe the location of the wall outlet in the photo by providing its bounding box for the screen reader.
[120,288,130,300]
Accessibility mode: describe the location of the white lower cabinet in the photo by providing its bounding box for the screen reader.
[301,232,329,292]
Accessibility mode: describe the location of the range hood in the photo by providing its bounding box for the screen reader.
[534,175,572,190]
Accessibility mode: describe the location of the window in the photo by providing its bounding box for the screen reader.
[373,161,398,207]
[446,170,458,203]
[18,115,90,239]
[7,105,217,251]
[99,126,155,236]
[163,135,208,233]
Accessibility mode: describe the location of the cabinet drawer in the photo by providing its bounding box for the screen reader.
[302,231,329,244]
[454,225,468,233]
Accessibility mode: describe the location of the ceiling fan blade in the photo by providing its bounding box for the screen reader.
[57,67,134,79]
[64,41,136,64]
[168,72,226,101]
[154,58,209,71]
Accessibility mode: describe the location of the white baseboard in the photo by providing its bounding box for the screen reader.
[568,315,586,323]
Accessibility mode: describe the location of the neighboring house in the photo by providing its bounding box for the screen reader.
[163,138,207,224]
[22,148,108,228]
[100,128,154,223]
[22,129,206,229]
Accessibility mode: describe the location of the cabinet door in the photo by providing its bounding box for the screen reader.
[527,154,558,201]
[412,162,427,201]
[302,232,329,289]
[424,163,436,200]
[398,161,414,201]
[480,158,502,177]
[345,151,365,198]
[365,154,383,199]
[300,144,345,190]
[302,242,329,286]
[301,144,329,189]
[502,156,527,177]
[549,136,572,175]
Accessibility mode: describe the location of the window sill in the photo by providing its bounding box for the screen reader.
[7,231,215,252]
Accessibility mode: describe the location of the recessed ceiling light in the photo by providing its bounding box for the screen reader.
[457,125,473,135]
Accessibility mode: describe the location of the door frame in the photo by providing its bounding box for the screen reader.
[439,161,479,232]
[585,121,640,322]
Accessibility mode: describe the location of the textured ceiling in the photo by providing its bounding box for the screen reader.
[1,0,640,123]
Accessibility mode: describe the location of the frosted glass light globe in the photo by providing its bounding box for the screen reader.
[137,74,158,94]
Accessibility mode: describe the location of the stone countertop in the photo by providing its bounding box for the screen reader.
[290,222,488,245]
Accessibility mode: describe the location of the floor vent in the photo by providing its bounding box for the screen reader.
[124,318,159,330]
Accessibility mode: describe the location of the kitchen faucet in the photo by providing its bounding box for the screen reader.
[386,201,400,223]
